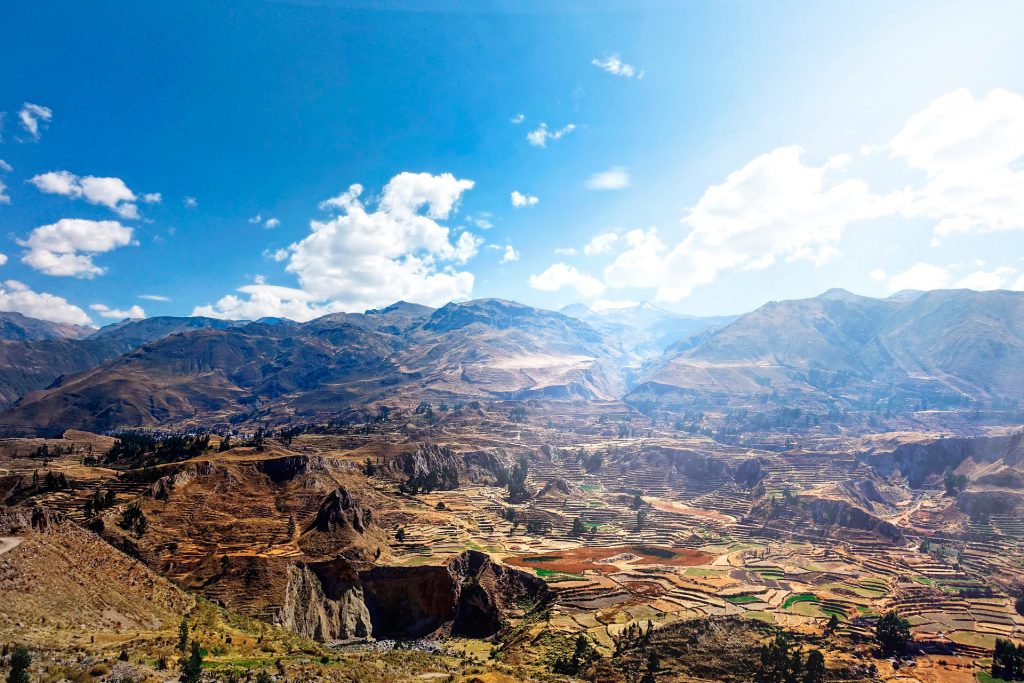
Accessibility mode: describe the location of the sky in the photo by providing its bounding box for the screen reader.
[2,0,1024,326]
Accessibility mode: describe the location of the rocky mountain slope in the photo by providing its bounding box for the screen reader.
[1,288,1022,433]
[0,316,255,410]
[0,299,620,433]
[0,311,95,341]
[627,288,1024,413]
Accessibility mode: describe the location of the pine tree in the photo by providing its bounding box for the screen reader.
[803,650,825,683]
[179,640,203,683]
[177,617,190,651]
[6,645,30,683]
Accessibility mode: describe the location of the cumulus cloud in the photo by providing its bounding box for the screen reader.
[880,263,950,292]
[197,172,481,319]
[29,171,149,219]
[0,280,91,326]
[192,283,345,322]
[887,88,1024,242]
[526,122,576,148]
[591,54,642,79]
[510,113,525,124]
[615,147,897,302]
[18,103,52,140]
[510,190,539,208]
[583,232,619,256]
[90,303,146,319]
[183,196,197,208]
[249,214,280,229]
[585,166,630,190]
[19,218,134,278]
[554,247,577,256]
[528,88,1024,303]
[954,266,1017,290]
[501,245,519,263]
[528,263,605,298]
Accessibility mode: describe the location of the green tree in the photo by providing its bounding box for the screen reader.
[179,640,203,683]
[1015,595,1024,617]
[992,638,1024,681]
[571,516,586,537]
[177,617,190,651]
[6,645,30,683]
[876,610,911,655]
[803,650,826,683]
[255,671,273,683]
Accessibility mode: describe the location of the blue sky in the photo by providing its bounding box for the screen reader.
[2,0,1024,326]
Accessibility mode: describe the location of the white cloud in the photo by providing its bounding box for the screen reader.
[90,303,146,319]
[263,248,289,262]
[192,283,345,322]
[19,218,134,278]
[29,171,147,219]
[0,280,91,326]
[603,228,667,288]
[251,214,279,229]
[528,263,605,298]
[1013,274,1024,291]
[501,245,519,263]
[883,262,950,292]
[18,103,52,140]
[0,159,10,204]
[585,166,631,190]
[198,172,480,318]
[591,54,642,79]
[510,190,539,208]
[888,88,1024,241]
[554,247,577,256]
[526,122,576,148]
[183,196,197,208]
[142,192,161,204]
[583,232,619,256]
[138,294,170,302]
[510,113,525,124]
[954,266,1016,291]
[649,146,896,301]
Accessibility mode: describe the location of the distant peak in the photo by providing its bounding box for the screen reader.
[817,288,864,302]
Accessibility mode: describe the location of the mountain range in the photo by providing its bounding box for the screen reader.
[0,288,1021,433]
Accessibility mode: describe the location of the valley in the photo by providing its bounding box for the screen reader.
[1,291,1023,682]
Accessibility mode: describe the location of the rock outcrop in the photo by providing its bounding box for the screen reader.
[277,550,549,642]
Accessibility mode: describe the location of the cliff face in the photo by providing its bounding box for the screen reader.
[864,431,1024,488]
[282,559,371,641]
[277,550,549,642]
[805,498,904,541]
[385,443,508,490]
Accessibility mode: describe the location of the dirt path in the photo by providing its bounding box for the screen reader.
[0,537,22,556]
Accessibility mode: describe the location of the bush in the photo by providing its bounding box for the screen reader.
[876,611,911,655]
